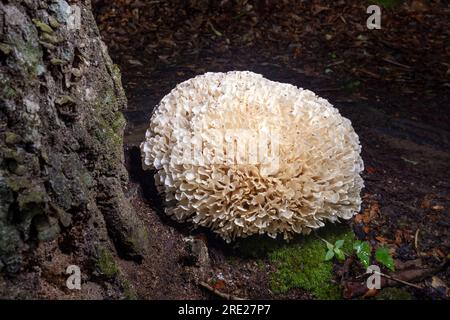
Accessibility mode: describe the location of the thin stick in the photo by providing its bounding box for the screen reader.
[374,271,423,290]
[382,58,411,69]
[414,229,420,253]
[315,232,423,290]
[354,269,423,289]
[358,68,382,79]
[199,281,246,300]
[326,60,345,67]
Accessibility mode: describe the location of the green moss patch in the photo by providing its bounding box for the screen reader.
[96,247,120,279]
[239,224,355,299]
[94,247,139,299]
[121,278,138,300]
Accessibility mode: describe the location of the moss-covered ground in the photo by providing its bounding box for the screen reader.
[238,224,356,299]
[96,247,120,279]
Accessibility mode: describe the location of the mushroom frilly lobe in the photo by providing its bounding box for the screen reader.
[141,71,364,242]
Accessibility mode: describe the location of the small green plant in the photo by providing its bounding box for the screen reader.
[353,240,371,268]
[324,239,345,261]
[323,238,395,271]
[375,246,395,271]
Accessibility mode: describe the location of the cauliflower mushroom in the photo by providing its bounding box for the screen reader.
[141,71,364,242]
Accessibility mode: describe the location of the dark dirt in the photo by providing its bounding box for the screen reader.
[93,0,450,299]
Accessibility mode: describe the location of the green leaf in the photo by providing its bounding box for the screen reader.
[353,241,371,268]
[334,248,345,261]
[325,250,334,261]
[375,246,395,271]
[335,239,344,249]
[353,240,361,251]
[326,242,334,251]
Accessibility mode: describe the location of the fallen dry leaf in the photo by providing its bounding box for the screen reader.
[409,0,431,12]
[431,276,449,297]
[354,214,364,223]
[213,279,226,290]
[434,248,446,258]
[369,202,380,219]
[395,259,422,270]
[375,236,388,244]
[395,230,403,245]
[362,288,378,299]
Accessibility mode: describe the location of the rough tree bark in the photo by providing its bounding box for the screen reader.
[0,0,146,298]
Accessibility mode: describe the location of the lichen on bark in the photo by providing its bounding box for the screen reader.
[0,0,145,298]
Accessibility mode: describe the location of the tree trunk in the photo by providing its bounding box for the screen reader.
[0,0,145,298]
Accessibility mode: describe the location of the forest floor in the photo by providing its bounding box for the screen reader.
[94,0,450,299]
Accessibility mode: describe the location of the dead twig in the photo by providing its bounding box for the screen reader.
[374,270,423,290]
[199,281,246,300]
[345,262,448,298]
[382,57,411,69]
[357,68,382,79]
[354,267,423,289]
[414,229,420,253]
[326,60,345,67]
[414,228,429,258]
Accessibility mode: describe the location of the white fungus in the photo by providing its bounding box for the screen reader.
[141,71,364,242]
